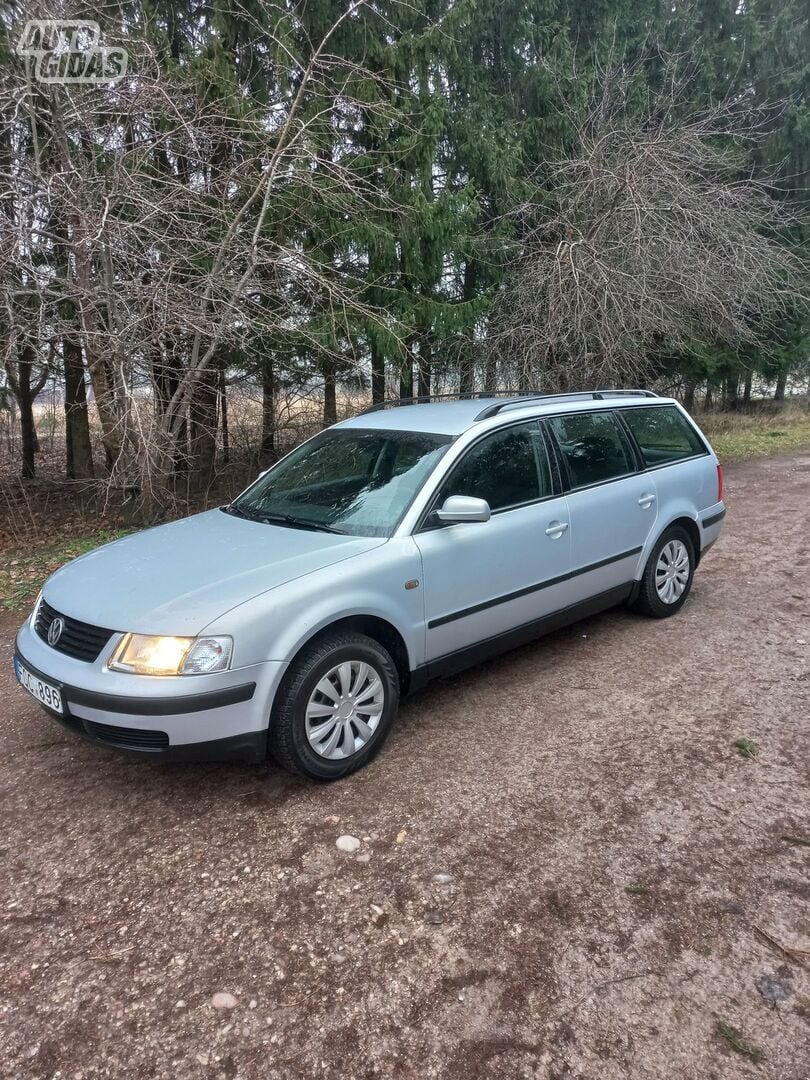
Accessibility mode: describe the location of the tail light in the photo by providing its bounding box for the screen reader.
[717,464,724,503]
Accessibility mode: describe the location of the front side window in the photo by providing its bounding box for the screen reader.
[621,406,706,467]
[437,422,551,512]
[232,428,452,537]
[548,412,634,488]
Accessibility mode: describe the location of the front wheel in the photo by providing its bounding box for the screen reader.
[268,631,400,780]
[632,526,695,618]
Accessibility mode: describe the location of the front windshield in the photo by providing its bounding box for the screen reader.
[231,427,452,538]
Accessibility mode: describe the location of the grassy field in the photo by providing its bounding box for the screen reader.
[697,402,810,460]
[0,529,129,617]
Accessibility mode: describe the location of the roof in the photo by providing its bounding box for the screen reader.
[337,393,674,437]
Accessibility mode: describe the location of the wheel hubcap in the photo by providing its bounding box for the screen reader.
[655,539,690,604]
[305,660,385,760]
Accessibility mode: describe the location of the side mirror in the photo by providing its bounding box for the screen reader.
[435,495,491,524]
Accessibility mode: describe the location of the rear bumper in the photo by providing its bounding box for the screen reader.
[699,503,725,552]
[700,506,726,530]
[14,622,287,762]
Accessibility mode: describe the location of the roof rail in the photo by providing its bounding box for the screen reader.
[473,389,658,421]
[359,390,535,415]
[358,388,657,418]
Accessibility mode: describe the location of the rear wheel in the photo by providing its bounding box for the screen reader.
[632,526,695,618]
[269,631,399,780]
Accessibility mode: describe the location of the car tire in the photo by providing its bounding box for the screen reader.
[632,525,696,618]
[268,631,400,780]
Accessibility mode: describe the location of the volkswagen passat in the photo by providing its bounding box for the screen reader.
[14,391,725,779]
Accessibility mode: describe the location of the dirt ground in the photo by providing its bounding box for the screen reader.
[0,453,808,1080]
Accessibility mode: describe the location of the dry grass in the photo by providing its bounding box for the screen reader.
[696,400,810,460]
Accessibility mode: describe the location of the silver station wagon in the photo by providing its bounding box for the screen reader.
[14,391,725,779]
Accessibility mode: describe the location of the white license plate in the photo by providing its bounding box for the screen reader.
[15,658,63,715]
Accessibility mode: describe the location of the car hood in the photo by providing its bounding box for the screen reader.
[43,509,387,636]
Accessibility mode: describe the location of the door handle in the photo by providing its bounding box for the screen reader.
[545,520,569,538]
[638,493,656,509]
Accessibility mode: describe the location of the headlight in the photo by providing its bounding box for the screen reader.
[108,634,233,676]
[30,591,43,626]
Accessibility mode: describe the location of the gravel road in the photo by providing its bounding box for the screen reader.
[1,453,808,1079]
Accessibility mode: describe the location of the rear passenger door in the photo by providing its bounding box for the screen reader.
[619,404,716,520]
[545,411,657,604]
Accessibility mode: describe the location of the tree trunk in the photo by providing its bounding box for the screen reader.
[323,362,337,426]
[417,334,431,401]
[370,337,385,404]
[483,352,497,393]
[218,363,230,465]
[704,383,714,409]
[399,347,414,401]
[16,346,37,480]
[742,369,753,406]
[51,96,126,475]
[64,336,94,479]
[173,414,189,476]
[459,260,477,396]
[459,360,474,397]
[683,378,696,414]
[154,346,178,417]
[67,224,121,467]
[774,370,787,401]
[261,357,277,463]
[188,366,218,492]
[723,375,739,411]
[79,315,122,470]
[65,399,73,479]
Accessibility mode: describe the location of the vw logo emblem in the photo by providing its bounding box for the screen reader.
[48,617,64,646]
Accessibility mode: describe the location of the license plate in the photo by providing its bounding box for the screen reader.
[14,658,63,715]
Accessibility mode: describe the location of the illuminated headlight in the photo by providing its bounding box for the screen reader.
[108,634,233,676]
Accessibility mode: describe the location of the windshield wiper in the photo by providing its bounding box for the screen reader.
[255,513,346,534]
[222,503,344,533]
[221,503,259,521]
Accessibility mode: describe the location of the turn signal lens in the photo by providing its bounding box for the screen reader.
[182,637,233,675]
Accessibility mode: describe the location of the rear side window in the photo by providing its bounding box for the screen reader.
[622,406,705,466]
[439,422,551,512]
[548,412,634,488]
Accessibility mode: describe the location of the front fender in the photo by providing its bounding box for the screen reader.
[201,537,425,671]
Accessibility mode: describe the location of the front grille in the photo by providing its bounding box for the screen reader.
[35,599,114,663]
[84,720,169,751]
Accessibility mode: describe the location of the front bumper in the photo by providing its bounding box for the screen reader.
[14,620,288,762]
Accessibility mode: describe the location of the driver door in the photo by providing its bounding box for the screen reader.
[414,421,573,666]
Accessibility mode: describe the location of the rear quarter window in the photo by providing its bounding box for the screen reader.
[622,406,706,467]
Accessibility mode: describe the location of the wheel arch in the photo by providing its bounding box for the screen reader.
[662,515,702,566]
[631,514,702,603]
[283,615,412,694]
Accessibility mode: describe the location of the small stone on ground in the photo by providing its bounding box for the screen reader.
[211,992,239,1010]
